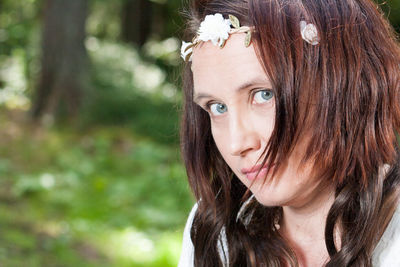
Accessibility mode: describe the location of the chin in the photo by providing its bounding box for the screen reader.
[248,179,295,207]
[252,190,287,207]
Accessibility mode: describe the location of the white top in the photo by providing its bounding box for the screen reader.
[178,203,400,267]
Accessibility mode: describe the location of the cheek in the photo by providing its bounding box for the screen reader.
[251,113,275,146]
[252,103,275,133]
[210,123,239,172]
[211,124,229,156]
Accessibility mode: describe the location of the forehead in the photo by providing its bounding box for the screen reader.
[191,34,271,94]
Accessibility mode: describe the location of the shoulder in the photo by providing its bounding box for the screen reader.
[177,203,229,266]
[178,203,198,267]
[372,203,400,266]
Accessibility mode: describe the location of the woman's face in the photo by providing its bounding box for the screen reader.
[191,34,325,208]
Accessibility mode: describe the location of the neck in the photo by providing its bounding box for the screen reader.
[280,184,336,266]
[281,184,335,236]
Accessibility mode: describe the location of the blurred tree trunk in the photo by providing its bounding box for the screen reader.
[32,0,89,122]
[121,0,153,46]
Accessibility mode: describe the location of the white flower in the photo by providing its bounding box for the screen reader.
[181,41,193,62]
[300,21,320,45]
[197,13,232,47]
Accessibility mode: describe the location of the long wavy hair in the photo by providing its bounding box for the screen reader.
[180,0,400,266]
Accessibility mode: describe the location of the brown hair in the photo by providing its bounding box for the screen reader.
[180,0,400,266]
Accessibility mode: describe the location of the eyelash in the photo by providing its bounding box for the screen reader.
[251,89,274,104]
[203,88,274,113]
[251,88,267,102]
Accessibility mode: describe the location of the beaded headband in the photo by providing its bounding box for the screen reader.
[181,13,320,62]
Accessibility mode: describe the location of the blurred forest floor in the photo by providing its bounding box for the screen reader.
[0,106,193,267]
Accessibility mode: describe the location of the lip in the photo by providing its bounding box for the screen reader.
[241,163,274,181]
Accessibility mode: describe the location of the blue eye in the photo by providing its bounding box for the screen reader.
[209,103,227,115]
[253,89,274,104]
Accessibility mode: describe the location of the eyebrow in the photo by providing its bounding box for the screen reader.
[193,77,271,103]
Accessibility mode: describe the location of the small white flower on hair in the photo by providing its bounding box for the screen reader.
[300,21,320,45]
[197,13,232,47]
[181,41,193,62]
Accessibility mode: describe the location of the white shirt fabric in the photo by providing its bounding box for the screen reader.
[178,202,400,267]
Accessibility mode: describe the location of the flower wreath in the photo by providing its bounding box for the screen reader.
[181,13,320,62]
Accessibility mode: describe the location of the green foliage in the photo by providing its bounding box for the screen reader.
[0,114,193,266]
[0,0,41,56]
[0,0,190,261]
[80,38,182,144]
[377,0,400,31]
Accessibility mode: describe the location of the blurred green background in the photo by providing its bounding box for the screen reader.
[0,0,399,266]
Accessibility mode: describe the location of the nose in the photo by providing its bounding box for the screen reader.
[229,111,261,157]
